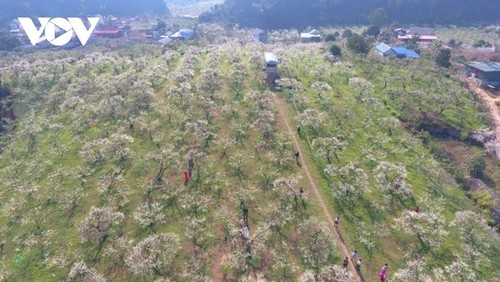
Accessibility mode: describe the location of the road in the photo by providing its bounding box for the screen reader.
[276,99,362,282]
[465,79,500,159]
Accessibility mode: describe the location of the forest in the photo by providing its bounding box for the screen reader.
[0,0,169,26]
[200,0,500,29]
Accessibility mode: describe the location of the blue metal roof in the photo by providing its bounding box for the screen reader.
[179,29,194,36]
[392,47,420,58]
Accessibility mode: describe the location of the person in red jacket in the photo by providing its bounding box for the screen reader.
[183,169,190,185]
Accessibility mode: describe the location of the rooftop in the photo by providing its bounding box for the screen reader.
[376,43,392,53]
[408,27,435,36]
[264,52,278,65]
[170,29,195,39]
[468,62,500,72]
[251,28,265,35]
[301,29,321,38]
[392,47,420,59]
[398,35,437,41]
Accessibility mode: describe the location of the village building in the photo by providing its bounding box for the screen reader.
[375,42,394,56]
[392,47,420,59]
[467,62,500,88]
[170,29,195,41]
[250,28,268,43]
[264,52,279,84]
[300,29,321,43]
[397,27,437,43]
[93,25,124,38]
[374,43,419,59]
[158,37,172,45]
[146,30,160,40]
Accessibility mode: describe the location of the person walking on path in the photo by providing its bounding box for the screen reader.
[188,153,194,177]
[343,257,349,269]
[243,206,249,225]
[334,217,340,228]
[183,169,190,185]
[351,250,358,262]
[295,151,301,167]
[379,263,388,281]
[355,259,362,272]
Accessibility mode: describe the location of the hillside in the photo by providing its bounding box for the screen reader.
[0,28,499,281]
[199,0,500,28]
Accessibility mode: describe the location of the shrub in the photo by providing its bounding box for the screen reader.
[330,44,342,57]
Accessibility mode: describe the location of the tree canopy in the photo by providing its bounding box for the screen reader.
[368,8,389,26]
[435,49,452,68]
[347,34,370,55]
[0,0,169,26]
[200,0,500,29]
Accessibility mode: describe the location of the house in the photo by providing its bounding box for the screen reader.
[264,52,279,84]
[180,15,198,20]
[300,29,321,43]
[391,47,420,59]
[93,25,124,38]
[146,30,160,40]
[107,15,118,23]
[394,28,406,37]
[467,62,500,87]
[397,27,437,42]
[250,28,268,43]
[375,43,394,56]
[170,29,195,41]
[158,37,172,45]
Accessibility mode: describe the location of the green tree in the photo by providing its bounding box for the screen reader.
[324,34,336,42]
[468,154,486,177]
[341,29,353,38]
[435,48,451,68]
[156,20,166,31]
[347,34,370,55]
[473,40,492,48]
[330,44,342,57]
[405,34,420,50]
[0,32,20,51]
[365,25,381,37]
[368,8,389,26]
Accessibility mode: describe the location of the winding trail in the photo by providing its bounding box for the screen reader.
[464,78,500,159]
[275,99,362,282]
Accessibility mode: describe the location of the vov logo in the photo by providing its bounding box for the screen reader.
[18,17,100,46]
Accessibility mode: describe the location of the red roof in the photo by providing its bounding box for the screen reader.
[93,25,123,36]
[94,30,122,35]
[398,35,437,41]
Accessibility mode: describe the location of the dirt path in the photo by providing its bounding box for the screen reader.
[275,99,362,282]
[465,79,500,159]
